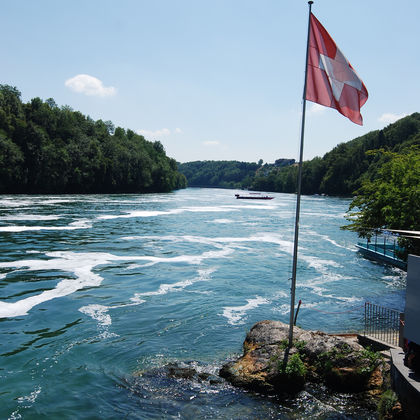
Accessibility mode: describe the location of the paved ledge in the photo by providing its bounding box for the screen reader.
[390,349,420,418]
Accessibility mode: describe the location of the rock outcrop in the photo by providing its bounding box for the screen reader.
[220,320,385,396]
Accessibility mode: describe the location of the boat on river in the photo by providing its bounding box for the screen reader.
[235,193,274,200]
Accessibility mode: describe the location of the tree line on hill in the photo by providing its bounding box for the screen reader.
[178,113,420,257]
[177,158,296,190]
[0,84,186,194]
[179,113,420,197]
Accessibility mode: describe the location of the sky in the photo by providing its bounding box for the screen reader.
[1,0,419,164]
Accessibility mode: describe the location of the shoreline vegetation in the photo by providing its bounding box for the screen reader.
[178,113,420,197]
[0,85,186,194]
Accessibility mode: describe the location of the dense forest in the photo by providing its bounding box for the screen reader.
[258,112,420,196]
[178,158,295,190]
[177,160,260,189]
[179,113,420,196]
[0,85,186,194]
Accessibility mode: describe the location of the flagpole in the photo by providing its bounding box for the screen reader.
[288,0,313,348]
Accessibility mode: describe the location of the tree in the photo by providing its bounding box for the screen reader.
[343,149,420,257]
[0,84,186,194]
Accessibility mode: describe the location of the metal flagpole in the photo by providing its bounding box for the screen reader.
[288,0,313,348]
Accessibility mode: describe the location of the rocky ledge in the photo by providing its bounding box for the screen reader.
[220,320,387,398]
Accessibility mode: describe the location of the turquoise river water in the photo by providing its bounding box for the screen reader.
[0,188,406,419]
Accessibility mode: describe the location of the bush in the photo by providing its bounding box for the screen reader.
[377,390,399,419]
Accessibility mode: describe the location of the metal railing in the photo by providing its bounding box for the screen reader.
[364,302,403,347]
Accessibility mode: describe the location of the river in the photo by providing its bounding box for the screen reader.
[0,188,406,419]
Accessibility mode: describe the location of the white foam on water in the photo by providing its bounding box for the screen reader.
[274,290,288,299]
[97,206,238,220]
[272,303,291,316]
[184,205,238,213]
[98,209,181,219]
[302,211,347,219]
[211,219,235,224]
[8,411,22,420]
[126,247,233,269]
[304,273,347,287]
[17,386,42,405]
[299,254,342,274]
[222,296,269,325]
[78,304,118,339]
[0,197,77,208]
[0,219,91,232]
[0,198,35,208]
[304,230,348,249]
[79,304,112,326]
[305,282,362,304]
[124,233,341,280]
[0,214,61,221]
[382,273,406,289]
[130,267,216,304]
[0,251,124,318]
[225,204,277,210]
[123,233,294,255]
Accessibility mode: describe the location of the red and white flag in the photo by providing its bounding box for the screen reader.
[306,13,368,125]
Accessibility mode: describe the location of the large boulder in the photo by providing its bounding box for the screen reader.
[220,320,384,395]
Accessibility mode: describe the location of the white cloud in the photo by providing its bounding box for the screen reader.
[378,113,408,124]
[65,74,117,97]
[203,140,220,146]
[175,128,182,134]
[308,103,326,115]
[137,128,171,138]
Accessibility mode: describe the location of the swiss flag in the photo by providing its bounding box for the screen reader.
[306,13,368,125]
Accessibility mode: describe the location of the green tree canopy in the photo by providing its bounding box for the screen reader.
[343,148,420,257]
[0,84,186,194]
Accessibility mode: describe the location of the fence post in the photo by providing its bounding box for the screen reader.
[399,312,405,349]
[364,301,367,337]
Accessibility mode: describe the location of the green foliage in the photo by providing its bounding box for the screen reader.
[357,347,383,375]
[278,339,289,350]
[343,148,420,256]
[0,84,187,194]
[294,340,306,352]
[277,353,307,378]
[315,343,381,376]
[178,160,262,189]
[252,113,420,195]
[377,390,399,420]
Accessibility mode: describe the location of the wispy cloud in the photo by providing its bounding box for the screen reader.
[65,74,116,97]
[378,113,408,124]
[137,128,171,138]
[136,127,183,138]
[203,140,220,146]
[307,103,326,115]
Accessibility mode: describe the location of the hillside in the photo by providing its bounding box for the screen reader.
[178,158,295,190]
[179,113,420,196]
[0,85,187,194]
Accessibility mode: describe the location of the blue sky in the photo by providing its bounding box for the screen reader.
[1,0,418,163]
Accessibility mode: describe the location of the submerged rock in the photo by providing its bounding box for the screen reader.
[220,320,385,397]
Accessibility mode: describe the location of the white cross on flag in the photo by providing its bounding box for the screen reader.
[306,13,368,125]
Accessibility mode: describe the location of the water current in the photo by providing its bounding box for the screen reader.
[0,188,406,419]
